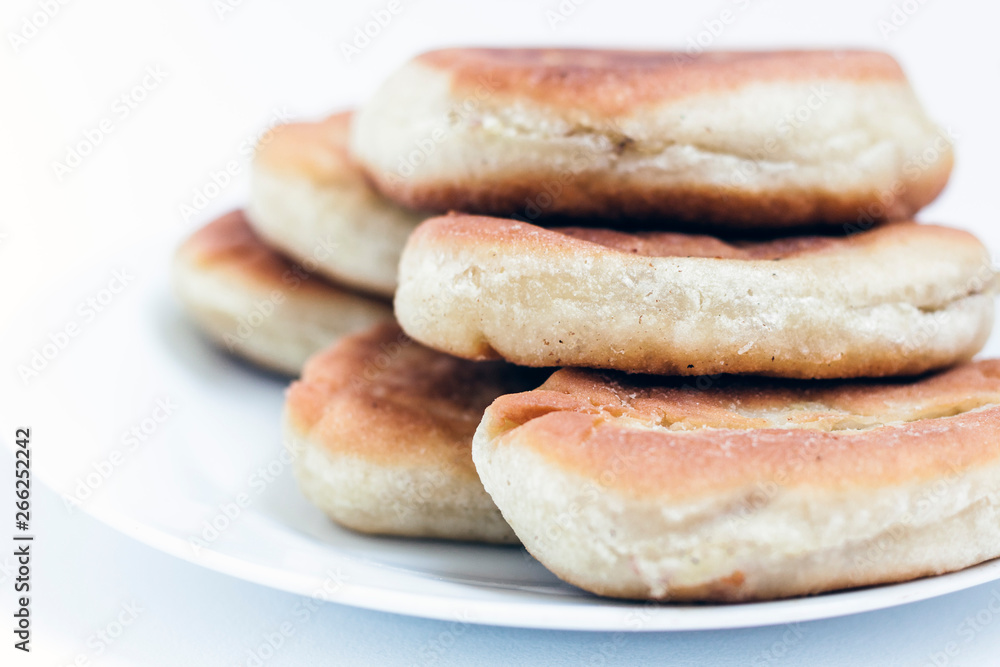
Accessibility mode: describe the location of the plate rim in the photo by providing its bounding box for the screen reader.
[13,464,1000,632]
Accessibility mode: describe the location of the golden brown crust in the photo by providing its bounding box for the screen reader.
[412,213,979,262]
[417,49,904,116]
[286,322,546,470]
[483,363,1000,500]
[383,174,951,229]
[176,210,348,299]
[253,111,357,185]
[246,110,426,298]
[556,226,844,258]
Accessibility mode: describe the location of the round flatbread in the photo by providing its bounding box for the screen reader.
[473,363,1000,601]
[395,214,994,379]
[247,111,424,298]
[352,48,952,229]
[173,210,393,375]
[284,321,545,542]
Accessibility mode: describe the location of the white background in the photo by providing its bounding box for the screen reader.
[2,0,999,664]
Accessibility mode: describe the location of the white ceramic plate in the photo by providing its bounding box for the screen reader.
[3,236,1000,632]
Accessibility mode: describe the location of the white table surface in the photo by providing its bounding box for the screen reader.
[3,0,1000,664]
